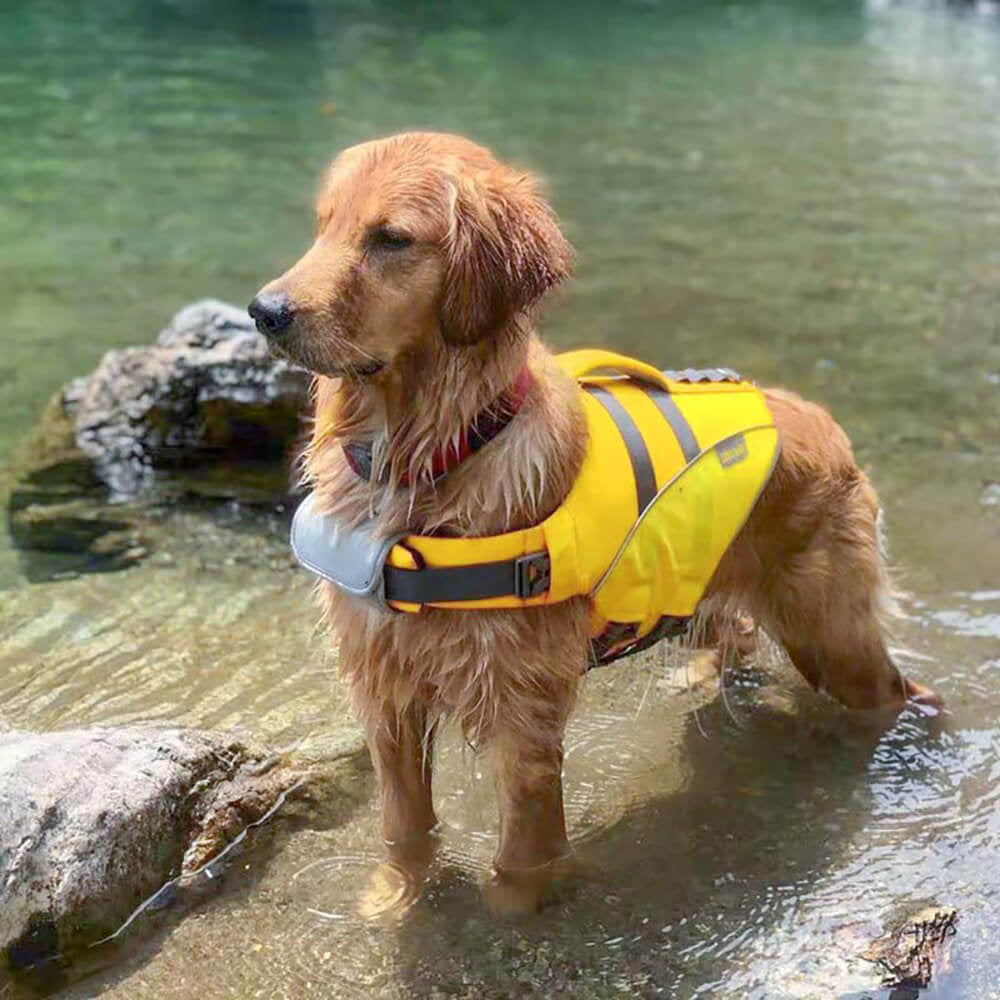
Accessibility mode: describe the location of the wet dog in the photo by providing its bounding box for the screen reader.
[249,132,937,914]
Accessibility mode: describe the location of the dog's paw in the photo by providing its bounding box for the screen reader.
[483,854,595,917]
[905,677,943,711]
[904,678,947,729]
[696,610,758,667]
[483,869,548,917]
[358,831,439,921]
[357,861,422,922]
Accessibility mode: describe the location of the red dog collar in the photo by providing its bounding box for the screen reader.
[343,365,534,486]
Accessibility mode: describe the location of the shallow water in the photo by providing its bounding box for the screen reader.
[2,0,1000,996]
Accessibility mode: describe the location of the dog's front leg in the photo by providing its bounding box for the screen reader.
[485,725,572,915]
[359,701,438,917]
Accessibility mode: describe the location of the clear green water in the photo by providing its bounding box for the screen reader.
[2,0,1000,997]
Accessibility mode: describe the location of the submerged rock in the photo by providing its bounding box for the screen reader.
[0,726,315,982]
[862,905,958,993]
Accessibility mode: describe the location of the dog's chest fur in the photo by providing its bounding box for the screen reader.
[311,363,591,739]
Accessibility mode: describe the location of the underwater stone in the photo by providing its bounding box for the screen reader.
[862,905,958,991]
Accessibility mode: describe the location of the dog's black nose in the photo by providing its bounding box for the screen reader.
[248,291,294,338]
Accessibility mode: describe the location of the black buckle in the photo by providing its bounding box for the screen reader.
[514,552,551,599]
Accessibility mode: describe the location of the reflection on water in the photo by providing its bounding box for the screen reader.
[2,0,1000,996]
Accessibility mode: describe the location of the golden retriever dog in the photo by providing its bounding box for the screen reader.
[249,132,937,915]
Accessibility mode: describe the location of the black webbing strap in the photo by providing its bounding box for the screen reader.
[383,550,550,605]
[644,384,700,463]
[585,385,658,513]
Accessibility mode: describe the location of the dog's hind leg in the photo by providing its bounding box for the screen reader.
[781,628,908,711]
[759,483,911,711]
[768,487,939,710]
[778,582,940,711]
[753,480,938,711]
[776,475,944,711]
[707,389,939,712]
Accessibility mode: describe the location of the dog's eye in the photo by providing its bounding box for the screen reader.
[368,226,414,251]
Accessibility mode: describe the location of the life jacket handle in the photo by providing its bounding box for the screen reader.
[556,349,673,391]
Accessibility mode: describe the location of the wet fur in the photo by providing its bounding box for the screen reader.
[254,132,936,913]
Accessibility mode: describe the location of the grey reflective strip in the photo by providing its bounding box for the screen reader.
[643,386,700,464]
[586,386,657,514]
[662,367,741,383]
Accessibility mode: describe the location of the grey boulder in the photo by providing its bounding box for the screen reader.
[7,300,310,576]
[0,727,308,978]
[73,299,310,499]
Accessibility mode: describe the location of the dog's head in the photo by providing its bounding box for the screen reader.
[248,132,573,378]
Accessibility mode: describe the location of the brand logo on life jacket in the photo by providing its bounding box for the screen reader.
[716,433,749,468]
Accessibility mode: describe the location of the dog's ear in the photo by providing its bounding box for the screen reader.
[439,167,574,345]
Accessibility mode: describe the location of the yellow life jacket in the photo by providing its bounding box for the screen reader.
[291,350,780,665]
